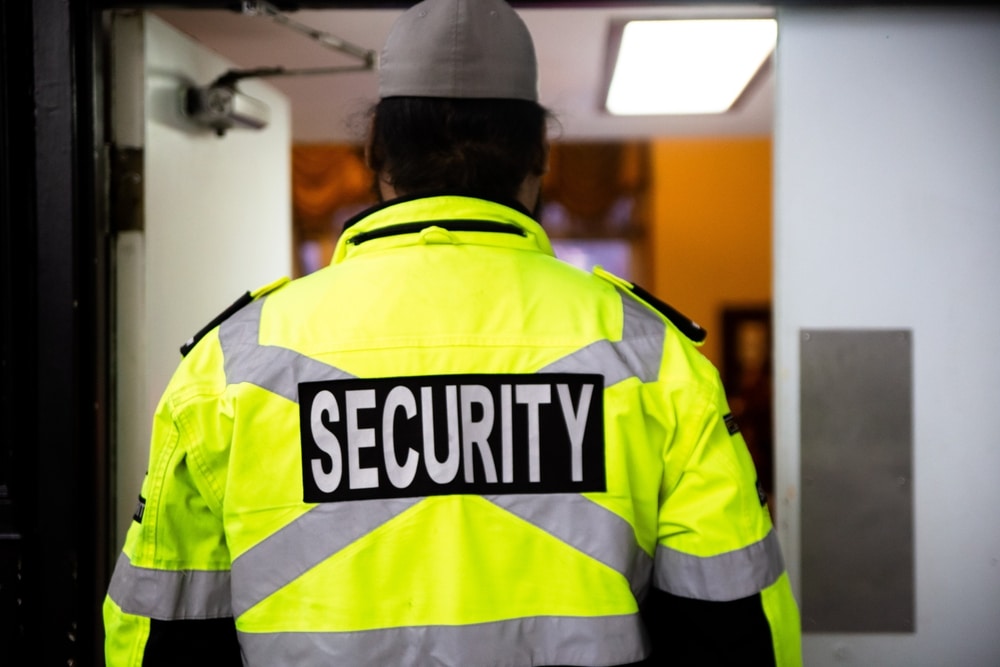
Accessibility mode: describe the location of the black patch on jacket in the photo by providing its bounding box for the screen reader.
[180,290,253,357]
[641,588,776,666]
[300,373,605,502]
[349,219,527,245]
[144,617,242,667]
[724,412,741,435]
[757,478,769,506]
[132,495,145,524]
[626,283,707,344]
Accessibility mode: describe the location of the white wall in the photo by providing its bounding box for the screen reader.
[113,13,292,548]
[774,7,1000,666]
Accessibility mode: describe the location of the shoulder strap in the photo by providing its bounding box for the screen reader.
[593,266,707,345]
[179,276,289,357]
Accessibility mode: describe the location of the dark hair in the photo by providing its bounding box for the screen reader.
[366,97,549,202]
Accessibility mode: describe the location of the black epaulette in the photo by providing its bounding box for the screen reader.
[179,276,290,357]
[627,282,707,344]
[180,291,252,357]
[593,267,707,344]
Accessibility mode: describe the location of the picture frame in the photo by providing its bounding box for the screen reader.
[720,305,774,504]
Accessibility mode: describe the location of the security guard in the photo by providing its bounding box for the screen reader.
[103,0,801,665]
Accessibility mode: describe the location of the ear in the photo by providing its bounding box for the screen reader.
[378,177,398,202]
[363,128,375,171]
[363,117,394,201]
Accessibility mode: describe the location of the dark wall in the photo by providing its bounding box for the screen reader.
[0,0,36,657]
[1,0,108,664]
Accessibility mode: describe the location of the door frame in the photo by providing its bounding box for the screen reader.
[1,0,107,664]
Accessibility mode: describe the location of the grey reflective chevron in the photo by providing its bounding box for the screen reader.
[219,299,355,401]
[230,497,420,617]
[237,612,648,667]
[486,493,652,600]
[540,290,664,385]
[654,527,785,601]
[106,552,232,620]
[230,495,648,619]
[218,288,665,631]
[219,291,663,402]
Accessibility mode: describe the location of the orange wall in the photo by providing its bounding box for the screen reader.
[649,138,772,367]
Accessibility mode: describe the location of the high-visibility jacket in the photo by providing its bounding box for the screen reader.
[104,194,801,666]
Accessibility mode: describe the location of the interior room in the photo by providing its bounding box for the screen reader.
[4,2,999,665]
[146,2,778,504]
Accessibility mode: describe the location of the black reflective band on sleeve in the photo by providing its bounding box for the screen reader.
[143,617,242,667]
[641,588,776,667]
[627,283,707,344]
[348,220,527,245]
[180,291,253,357]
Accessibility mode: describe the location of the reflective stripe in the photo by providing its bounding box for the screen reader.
[486,494,652,600]
[220,299,354,402]
[654,527,785,601]
[237,612,648,667]
[231,495,649,619]
[230,497,421,617]
[220,291,661,401]
[540,291,664,385]
[221,285,665,619]
[106,552,232,620]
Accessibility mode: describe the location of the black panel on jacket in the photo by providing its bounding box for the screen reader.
[348,218,527,245]
[627,282,708,344]
[641,587,777,666]
[180,291,252,357]
[143,618,242,667]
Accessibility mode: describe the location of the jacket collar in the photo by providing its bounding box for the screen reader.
[332,194,554,264]
[341,191,534,231]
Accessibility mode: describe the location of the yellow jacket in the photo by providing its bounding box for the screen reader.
[104,195,801,666]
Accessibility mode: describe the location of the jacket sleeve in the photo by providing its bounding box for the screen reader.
[103,341,241,667]
[650,364,801,666]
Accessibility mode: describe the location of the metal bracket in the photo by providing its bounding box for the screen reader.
[182,1,377,137]
[240,0,377,68]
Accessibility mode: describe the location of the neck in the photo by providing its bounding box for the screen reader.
[378,175,543,217]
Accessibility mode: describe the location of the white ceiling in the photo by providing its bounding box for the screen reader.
[154,4,776,144]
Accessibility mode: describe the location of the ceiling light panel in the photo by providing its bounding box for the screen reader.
[606,18,777,116]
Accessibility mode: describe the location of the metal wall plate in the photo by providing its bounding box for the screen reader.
[800,329,914,632]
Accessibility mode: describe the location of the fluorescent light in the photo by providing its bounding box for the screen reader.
[606,18,777,115]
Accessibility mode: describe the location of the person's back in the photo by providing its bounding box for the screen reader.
[103,1,802,665]
[217,198,669,663]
